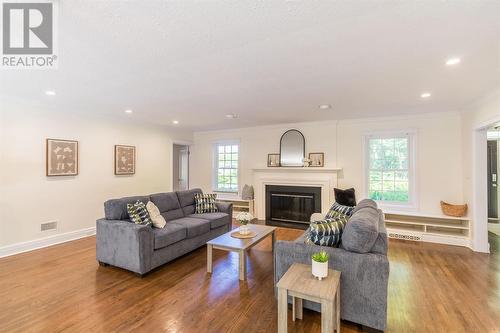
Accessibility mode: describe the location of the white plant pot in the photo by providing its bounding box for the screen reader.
[312,260,328,280]
[239,224,250,235]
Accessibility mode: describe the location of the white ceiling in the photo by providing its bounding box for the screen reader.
[1,1,499,131]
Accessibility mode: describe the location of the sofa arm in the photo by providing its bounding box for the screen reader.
[96,218,154,275]
[275,240,389,331]
[216,202,233,216]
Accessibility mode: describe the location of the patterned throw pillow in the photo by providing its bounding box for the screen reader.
[305,213,348,247]
[127,200,152,225]
[194,193,218,214]
[325,202,355,219]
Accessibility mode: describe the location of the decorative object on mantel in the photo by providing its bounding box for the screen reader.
[241,184,254,200]
[440,201,468,217]
[309,152,324,167]
[46,138,79,176]
[302,157,311,167]
[311,250,329,280]
[267,154,280,167]
[235,211,254,235]
[280,129,305,167]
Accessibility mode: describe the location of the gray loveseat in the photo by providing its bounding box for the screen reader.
[274,199,389,331]
[96,188,232,276]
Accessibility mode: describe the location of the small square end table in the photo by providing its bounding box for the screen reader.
[276,263,341,333]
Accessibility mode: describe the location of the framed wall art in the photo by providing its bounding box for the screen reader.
[46,139,79,176]
[308,152,324,167]
[267,153,280,167]
[115,145,136,175]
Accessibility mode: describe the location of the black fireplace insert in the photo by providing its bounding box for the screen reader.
[265,185,321,229]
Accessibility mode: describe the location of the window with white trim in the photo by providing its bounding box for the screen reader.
[213,142,239,193]
[365,132,415,207]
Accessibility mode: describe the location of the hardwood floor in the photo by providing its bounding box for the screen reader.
[0,228,499,333]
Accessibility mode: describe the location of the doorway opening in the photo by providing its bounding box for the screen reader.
[173,144,189,191]
[487,127,500,239]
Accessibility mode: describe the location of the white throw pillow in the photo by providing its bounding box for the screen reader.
[146,201,166,228]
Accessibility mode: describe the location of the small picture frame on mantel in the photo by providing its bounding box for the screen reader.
[267,153,280,167]
[308,152,324,167]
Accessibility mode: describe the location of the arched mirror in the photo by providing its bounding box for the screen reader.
[280,129,305,167]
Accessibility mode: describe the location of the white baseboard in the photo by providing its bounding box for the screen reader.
[0,227,96,258]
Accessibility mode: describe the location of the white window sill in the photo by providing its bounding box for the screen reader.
[376,201,417,212]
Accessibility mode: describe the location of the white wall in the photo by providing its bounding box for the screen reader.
[461,88,500,252]
[190,112,464,216]
[0,109,181,249]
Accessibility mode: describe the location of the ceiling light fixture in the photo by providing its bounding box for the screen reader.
[172,120,179,125]
[420,92,431,99]
[45,90,56,96]
[445,58,461,66]
[318,104,331,109]
[225,114,238,119]
[124,109,133,114]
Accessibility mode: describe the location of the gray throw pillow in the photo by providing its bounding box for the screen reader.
[341,206,380,253]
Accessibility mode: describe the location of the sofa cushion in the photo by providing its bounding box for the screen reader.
[325,202,355,218]
[194,193,218,213]
[150,192,185,221]
[171,217,210,238]
[146,201,166,228]
[176,188,203,215]
[150,192,182,212]
[305,215,348,248]
[334,187,357,207]
[153,222,187,249]
[127,200,153,225]
[353,198,378,213]
[189,212,230,229]
[104,195,150,220]
[341,205,380,253]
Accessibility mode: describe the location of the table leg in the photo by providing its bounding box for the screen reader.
[292,297,303,321]
[336,288,341,332]
[321,299,334,333]
[278,287,288,333]
[239,250,246,281]
[207,244,213,274]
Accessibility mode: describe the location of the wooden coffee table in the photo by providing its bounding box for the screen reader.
[207,224,276,281]
[276,263,341,333]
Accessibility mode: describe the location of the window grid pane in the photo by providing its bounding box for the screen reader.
[368,137,409,203]
[216,143,239,192]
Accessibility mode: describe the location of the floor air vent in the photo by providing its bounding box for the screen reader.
[41,221,58,232]
[388,232,421,241]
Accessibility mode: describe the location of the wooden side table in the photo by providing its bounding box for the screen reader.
[276,263,341,333]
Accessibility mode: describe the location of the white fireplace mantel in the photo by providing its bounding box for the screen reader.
[251,167,341,220]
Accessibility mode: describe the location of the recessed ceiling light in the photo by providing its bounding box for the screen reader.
[45,90,56,96]
[124,109,133,114]
[318,104,331,109]
[225,114,238,119]
[172,120,179,125]
[445,58,461,66]
[421,92,431,98]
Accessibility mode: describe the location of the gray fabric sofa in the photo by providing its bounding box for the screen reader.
[274,199,389,331]
[96,188,232,276]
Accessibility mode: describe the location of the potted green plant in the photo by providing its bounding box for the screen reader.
[236,212,253,235]
[311,250,329,280]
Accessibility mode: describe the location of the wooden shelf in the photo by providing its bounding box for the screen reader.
[216,197,254,218]
[385,211,470,246]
